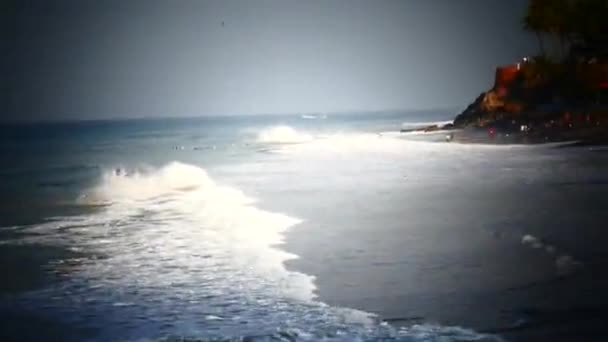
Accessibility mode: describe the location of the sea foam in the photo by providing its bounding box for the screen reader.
[67,162,316,302]
[256,125,313,144]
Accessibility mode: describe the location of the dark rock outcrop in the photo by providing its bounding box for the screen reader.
[453,92,488,128]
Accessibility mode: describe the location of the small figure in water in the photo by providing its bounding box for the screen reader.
[115,168,122,176]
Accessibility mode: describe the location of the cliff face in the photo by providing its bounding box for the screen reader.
[453,92,489,128]
[453,89,522,127]
[453,61,608,129]
[453,65,526,128]
[494,64,519,90]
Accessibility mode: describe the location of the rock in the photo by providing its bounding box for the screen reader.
[453,92,487,128]
[504,101,524,113]
[480,90,505,112]
[400,124,448,133]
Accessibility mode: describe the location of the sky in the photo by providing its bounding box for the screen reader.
[2,0,536,122]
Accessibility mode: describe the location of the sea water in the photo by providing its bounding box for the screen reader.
[1,111,606,341]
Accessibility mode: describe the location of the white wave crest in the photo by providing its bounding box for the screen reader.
[83,162,250,205]
[257,125,313,144]
[520,233,583,276]
[300,114,327,120]
[70,162,315,302]
[521,234,543,249]
[18,161,507,341]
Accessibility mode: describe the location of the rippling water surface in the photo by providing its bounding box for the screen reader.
[2,112,605,341]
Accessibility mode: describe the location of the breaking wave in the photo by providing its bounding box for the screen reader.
[254,125,415,155]
[300,114,327,120]
[254,125,569,157]
[281,132,409,154]
[83,162,251,205]
[13,162,504,341]
[255,126,553,157]
[520,234,584,276]
[256,125,313,144]
[399,129,455,136]
[76,162,314,298]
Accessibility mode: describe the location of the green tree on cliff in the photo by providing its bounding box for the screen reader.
[569,0,608,59]
[524,0,608,60]
[546,0,573,59]
[523,0,547,57]
[523,0,574,59]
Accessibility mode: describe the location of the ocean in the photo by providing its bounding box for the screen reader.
[1,111,607,341]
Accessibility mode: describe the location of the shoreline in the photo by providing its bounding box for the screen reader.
[285,210,608,342]
[400,125,608,147]
[281,139,608,342]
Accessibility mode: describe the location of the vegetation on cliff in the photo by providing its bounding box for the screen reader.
[452,0,608,143]
[523,0,608,60]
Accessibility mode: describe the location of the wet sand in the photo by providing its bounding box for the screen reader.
[285,219,608,341]
[283,146,608,341]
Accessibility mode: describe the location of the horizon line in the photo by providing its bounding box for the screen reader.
[0,106,462,125]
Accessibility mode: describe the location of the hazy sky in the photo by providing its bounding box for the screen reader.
[2,0,535,121]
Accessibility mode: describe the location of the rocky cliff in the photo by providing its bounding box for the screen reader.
[453,89,523,128]
[453,61,608,129]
